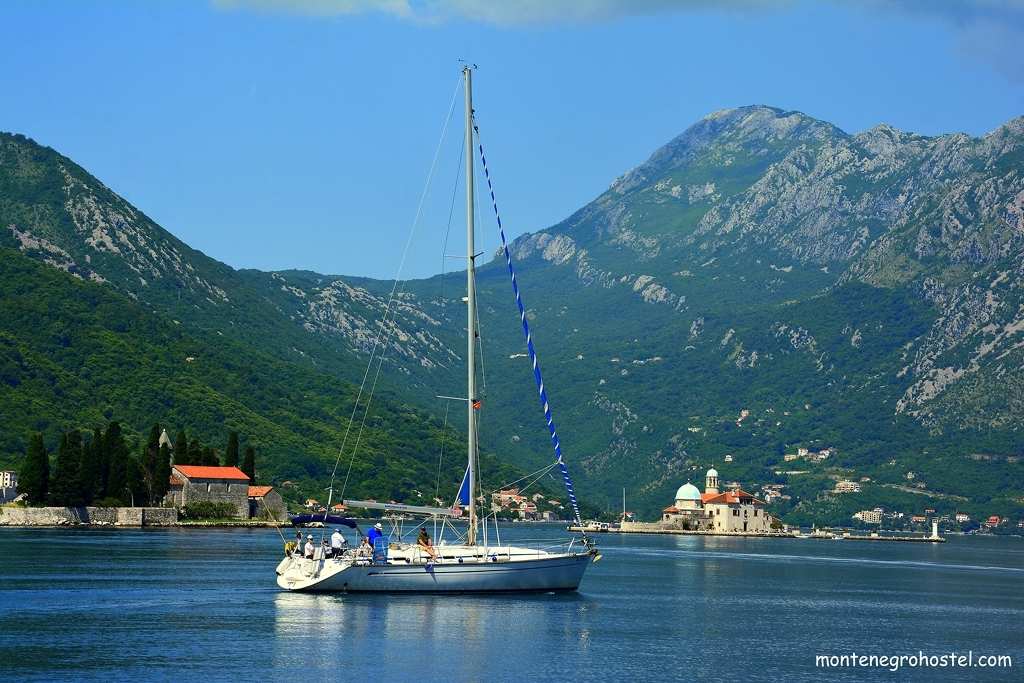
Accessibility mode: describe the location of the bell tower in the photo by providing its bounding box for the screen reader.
[705,468,719,495]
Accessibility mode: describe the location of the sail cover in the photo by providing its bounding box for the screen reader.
[290,514,358,528]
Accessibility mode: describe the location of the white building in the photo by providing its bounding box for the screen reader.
[0,470,17,503]
[661,468,774,533]
[853,509,882,524]
[833,480,862,494]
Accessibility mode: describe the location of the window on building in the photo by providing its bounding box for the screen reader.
[732,508,739,516]
[754,509,759,516]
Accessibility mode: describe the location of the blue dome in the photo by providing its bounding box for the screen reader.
[675,482,701,501]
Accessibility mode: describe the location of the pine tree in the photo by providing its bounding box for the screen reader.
[225,431,240,468]
[18,432,49,505]
[104,422,130,505]
[173,429,187,465]
[242,445,256,481]
[153,443,171,504]
[50,431,85,506]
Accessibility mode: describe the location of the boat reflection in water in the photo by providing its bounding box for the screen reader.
[272,589,591,678]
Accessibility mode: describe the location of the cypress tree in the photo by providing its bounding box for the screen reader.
[105,422,130,504]
[242,445,255,481]
[98,424,112,499]
[50,431,84,506]
[173,429,187,465]
[79,428,102,505]
[18,433,49,505]
[144,424,161,490]
[120,453,140,507]
[225,431,240,468]
[201,447,219,467]
[188,439,203,466]
[153,443,171,504]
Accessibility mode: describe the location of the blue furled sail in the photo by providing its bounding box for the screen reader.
[474,123,585,530]
[290,514,358,528]
[456,465,471,506]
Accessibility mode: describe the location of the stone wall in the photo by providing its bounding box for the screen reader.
[0,506,178,526]
[620,521,665,532]
[181,480,249,518]
[250,490,286,521]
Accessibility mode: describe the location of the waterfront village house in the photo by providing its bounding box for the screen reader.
[661,468,773,533]
[248,485,286,521]
[165,465,250,518]
[833,480,862,494]
[853,508,883,524]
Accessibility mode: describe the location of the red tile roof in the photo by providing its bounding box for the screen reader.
[702,489,766,505]
[173,465,250,481]
[248,485,273,497]
[663,506,680,513]
[169,474,184,487]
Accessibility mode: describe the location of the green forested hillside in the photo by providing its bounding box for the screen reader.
[0,246,526,507]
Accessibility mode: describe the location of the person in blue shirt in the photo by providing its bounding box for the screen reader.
[366,522,383,548]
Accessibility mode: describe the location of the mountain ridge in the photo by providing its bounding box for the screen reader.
[2,104,1022,523]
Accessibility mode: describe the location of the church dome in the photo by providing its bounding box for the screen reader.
[706,467,719,478]
[675,482,701,501]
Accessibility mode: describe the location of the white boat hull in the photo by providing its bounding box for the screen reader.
[276,547,593,593]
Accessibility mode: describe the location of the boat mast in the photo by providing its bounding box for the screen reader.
[464,65,479,547]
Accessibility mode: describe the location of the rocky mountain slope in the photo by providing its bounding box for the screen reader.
[2,106,1022,522]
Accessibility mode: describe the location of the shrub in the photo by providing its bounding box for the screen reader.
[181,501,237,520]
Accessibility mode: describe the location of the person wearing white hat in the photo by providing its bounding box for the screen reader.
[366,522,384,548]
[303,534,315,559]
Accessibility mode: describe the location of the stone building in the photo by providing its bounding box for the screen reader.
[660,467,774,533]
[165,465,250,518]
[248,485,286,521]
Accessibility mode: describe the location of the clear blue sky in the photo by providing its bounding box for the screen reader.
[4,0,1023,279]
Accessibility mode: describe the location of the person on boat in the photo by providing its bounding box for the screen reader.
[303,534,315,559]
[293,531,304,557]
[330,528,346,556]
[417,527,438,561]
[367,522,383,548]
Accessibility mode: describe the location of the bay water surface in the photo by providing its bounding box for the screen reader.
[0,525,1021,681]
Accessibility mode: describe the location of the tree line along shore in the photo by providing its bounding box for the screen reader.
[15,422,257,512]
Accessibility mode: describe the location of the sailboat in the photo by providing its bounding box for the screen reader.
[275,67,598,593]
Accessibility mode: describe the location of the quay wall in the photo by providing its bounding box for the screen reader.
[0,506,177,527]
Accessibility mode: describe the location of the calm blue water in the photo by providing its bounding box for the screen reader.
[0,526,1021,681]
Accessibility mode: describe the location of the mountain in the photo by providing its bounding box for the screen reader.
[0,134,527,506]
[2,106,1022,524]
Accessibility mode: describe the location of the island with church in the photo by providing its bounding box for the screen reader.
[569,466,945,542]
